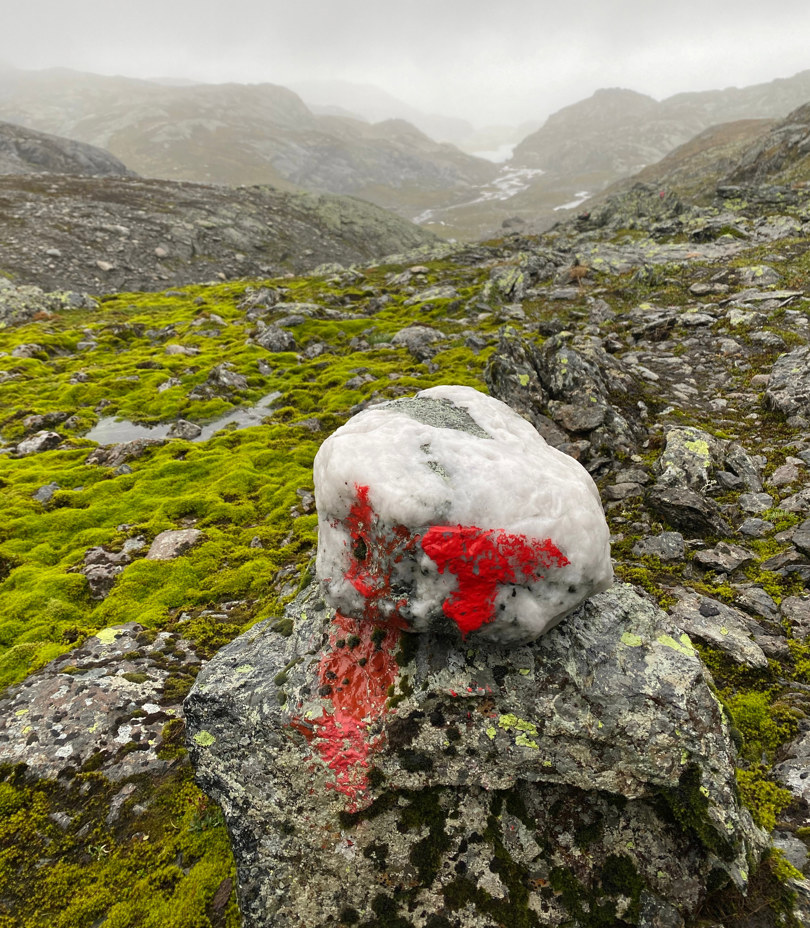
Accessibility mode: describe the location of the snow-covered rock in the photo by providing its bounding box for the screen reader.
[314,385,612,644]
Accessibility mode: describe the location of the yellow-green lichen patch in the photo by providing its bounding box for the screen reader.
[192,730,216,747]
[621,631,643,647]
[497,713,539,750]
[656,633,696,657]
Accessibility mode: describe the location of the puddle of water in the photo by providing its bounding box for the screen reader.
[85,391,282,445]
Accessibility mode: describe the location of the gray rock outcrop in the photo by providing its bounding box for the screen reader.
[766,346,810,419]
[186,582,762,928]
[0,119,134,177]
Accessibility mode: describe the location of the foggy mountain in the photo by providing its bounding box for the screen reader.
[2,65,810,241]
[0,67,498,224]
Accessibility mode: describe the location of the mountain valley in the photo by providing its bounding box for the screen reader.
[2,63,810,927]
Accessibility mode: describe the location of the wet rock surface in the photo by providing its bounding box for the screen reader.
[0,622,199,780]
[186,582,761,928]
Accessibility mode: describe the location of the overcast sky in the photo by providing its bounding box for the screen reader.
[3,0,810,127]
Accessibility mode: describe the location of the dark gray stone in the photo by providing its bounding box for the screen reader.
[738,517,775,537]
[86,438,165,467]
[255,324,297,353]
[766,346,810,418]
[738,492,775,514]
[646,485,732,537]
[791,518,810,557]
[632,532,685,562]
[782,596,810,640]
[693,542,755,574]
[391,325,444,360]
[186,582,761,928]
[32,481,60,503]
[669,591,768,669]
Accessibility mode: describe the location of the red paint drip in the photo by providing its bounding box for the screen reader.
[421,525,569,635]
[344,484,418,621]
[295,610,404,808]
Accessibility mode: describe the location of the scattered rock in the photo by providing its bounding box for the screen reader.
[146,529,203,561]
[632,531,685,562]
[655,426,724,493]
[738,491,775,514]
[167,419,202,440]
[669,590,768,669]
[86,438,165,467]
[693,541,755,573]
[390,325,443,360]
[646,485,732,537]
[781,595,810,640]
[766,345,810,418]
[0,623,197,780]
[792,518,810,556]
[254,324,297,353]
[32,481,60,503]
[14,430,62,456]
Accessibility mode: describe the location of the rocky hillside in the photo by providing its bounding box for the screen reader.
[3,136,810,922]
[0,119,133,177]
[596,118,775,204]
[435,70,810,238]
[0,172,438,293]
[0,68,498,222]
[513,71,810,175]
[724,101,810,186]
[582,100,810,219]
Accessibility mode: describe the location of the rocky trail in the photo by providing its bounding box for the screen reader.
[1,179,810,924]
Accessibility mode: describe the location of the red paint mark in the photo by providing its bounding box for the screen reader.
[293,486,569,807]
[421,525,569,635]
[343,484,418,621]
[294,609,404,809]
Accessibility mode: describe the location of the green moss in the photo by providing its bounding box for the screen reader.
[736,766,794,831]
[0,761,239,928]
[659,764,735,861]
[726,691,799,764]
[273,657,303,687]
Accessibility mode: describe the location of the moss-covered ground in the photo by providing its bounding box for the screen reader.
[0,259,499,925]
[2,214,810,924]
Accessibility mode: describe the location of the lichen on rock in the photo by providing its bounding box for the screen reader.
[185,581,763,928]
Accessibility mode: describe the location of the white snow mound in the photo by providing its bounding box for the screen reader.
[314,385,612,644]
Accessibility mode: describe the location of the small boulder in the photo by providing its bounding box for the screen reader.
[147,529,203,561]
[167,419,202,440]
[254,324,297,353]
[314,385,613,645]
[766,346,810,418]
[14,430,62,455]
[632,531,685,562]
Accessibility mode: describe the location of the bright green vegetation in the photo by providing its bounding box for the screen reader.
[0,268,492,687]
[0,762,239,928]
[0,261,496,925]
